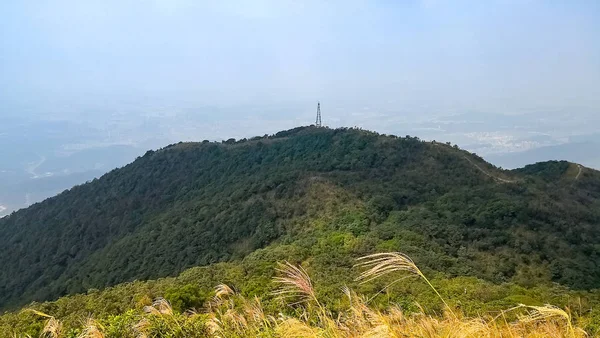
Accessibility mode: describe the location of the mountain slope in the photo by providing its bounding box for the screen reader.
[1,126,599,310]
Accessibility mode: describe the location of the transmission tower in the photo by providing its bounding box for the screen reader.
[315,101,322,127]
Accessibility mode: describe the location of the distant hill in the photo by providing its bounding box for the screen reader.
[1,126,599,310]
[486,141,600,170]
[0,144,143,216]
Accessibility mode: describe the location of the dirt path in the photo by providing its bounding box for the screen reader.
[575,164,583,180]
[430,142,517,184]
[463,156,516,183]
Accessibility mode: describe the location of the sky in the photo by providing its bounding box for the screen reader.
[1,0,599,156]
[1,0,600,216]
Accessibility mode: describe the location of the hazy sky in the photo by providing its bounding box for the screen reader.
[1,0,600,156]
[1,1,600,216]
[2,0,599,109]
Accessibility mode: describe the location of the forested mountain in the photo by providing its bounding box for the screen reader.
[1,126,600,311]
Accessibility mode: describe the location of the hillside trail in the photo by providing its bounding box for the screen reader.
[431,142,517,184]
[570,164,584,187]
[462,156,517,184]
[575,164,583,180]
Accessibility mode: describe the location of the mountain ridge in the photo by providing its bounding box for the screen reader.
[1,126,599,311]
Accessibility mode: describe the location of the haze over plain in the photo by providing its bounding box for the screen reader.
[1,0,599,216]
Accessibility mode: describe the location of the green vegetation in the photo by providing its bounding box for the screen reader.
[2,248,599,336]
[1,126,599,325]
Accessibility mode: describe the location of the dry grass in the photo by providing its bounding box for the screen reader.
[143,297,174,316]
[214,284,235,299]
[22,310,62,338]
[77,318,104,338]
[515,304,585,338]
[273,261,320,308]
[18,252,593,338]
[355,252,456,318]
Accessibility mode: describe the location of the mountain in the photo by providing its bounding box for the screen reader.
[486,141,600,170]
[1,126,600,312]
[0,144,144,217]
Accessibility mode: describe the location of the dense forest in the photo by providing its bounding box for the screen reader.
[1,126,600,315]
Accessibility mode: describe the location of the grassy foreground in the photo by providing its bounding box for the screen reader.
[7,252,597,338]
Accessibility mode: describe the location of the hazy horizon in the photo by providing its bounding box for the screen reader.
[1,0,599,215]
